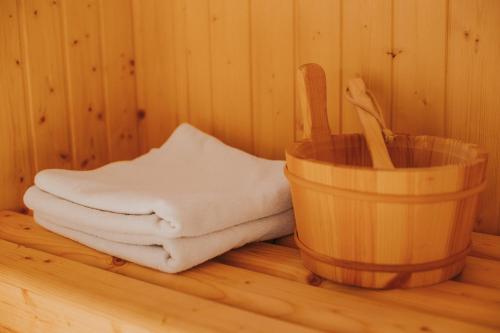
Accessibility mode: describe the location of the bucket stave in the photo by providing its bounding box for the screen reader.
[285,133,487,289]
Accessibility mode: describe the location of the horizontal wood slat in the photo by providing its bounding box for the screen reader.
[1,211,500,332]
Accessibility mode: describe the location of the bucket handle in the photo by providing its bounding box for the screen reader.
[297,63,335,161]
[345,79,395,169]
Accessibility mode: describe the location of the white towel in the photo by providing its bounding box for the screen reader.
[33,123,291,238]
[33,209,294,273]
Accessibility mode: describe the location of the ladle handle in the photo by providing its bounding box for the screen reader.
[346,78,395,169]
[297,63,335,161]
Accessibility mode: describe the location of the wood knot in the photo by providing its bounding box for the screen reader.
[137,109,146,120]
[80,159,89,168]
[306,273,323,286]
[59,152,69,160]
[112,257,127,266]
[43,259,52,263]
[129,59,135,66]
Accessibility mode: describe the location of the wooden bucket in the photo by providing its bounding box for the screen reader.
[286,64,488,289]
[286,134,487,288]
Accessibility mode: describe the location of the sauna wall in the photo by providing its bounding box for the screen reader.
[1,0,499,234]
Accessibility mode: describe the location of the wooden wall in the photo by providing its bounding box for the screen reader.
[1,0,499,234]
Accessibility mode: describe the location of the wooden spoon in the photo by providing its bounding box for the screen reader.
[297,63,335,161]
[346,78,395,169]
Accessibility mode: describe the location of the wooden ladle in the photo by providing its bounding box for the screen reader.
[346,78,395,169]
[297,63,335,162]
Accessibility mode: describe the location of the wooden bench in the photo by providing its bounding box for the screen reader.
[0,210,499,332]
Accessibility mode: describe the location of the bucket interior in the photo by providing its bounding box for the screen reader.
[292,134,482,168]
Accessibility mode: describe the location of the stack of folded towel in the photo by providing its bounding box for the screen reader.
[24,124,294,273]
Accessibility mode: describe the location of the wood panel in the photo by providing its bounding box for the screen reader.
[99,0,139,161]
[1,0,500,234]
[20,0,74,170]
[210,0,253,153]
[132,0,178,153]
[295,0,341,138]
[62,0,109,169]
[183,0,214,134]
[0,0,34,211]
[251,0,295,159]
[341,0,393,134]
[447,0,500,234]
[392,0,447,136]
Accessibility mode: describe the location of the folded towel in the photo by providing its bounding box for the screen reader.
[33,123,291,238]
[33,209,294,273]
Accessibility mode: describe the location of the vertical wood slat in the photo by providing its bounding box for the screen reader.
[392,0,447,136]
[341,0,393,134]
[447,0,500,234]
[251,0,295,159]
[62,0,108,170]
[209,0,253,153]
[0,0,34,211]
[295,0,342,139]
[20,0,73,170]
[184,0,214,134]
[132,0,178,153]
[98,0,139,161]
[172,0,189,124]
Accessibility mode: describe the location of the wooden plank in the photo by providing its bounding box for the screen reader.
[1,212,500,332]
[132,0,178,152]
[98,0,139,161]
[61,0,109,169]
[172,0,189,124]
[295,0,341,138]
[447,0,500,234]
[471,232,500,260]
[0,0,34,212]
[19,0,73,170]
[275,232,500,261]
[457,256,500,289]
[251,0,295,159]
[184,0,214,134]
[392,0,447,136]
[0,238,316,333]
[341,0,392,134]
[209,0,253,153]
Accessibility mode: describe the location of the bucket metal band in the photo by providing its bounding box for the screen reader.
[294,231,471,273]
[284,167,486,204]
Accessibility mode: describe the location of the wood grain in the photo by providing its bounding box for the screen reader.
[98,0,139,161]
[0,237,315,333]
[341,0,392,134]
[1,0,500,234]
[286,134,486,288]
[1,211,500,332]
[62,0,109,170]
[250,0,295,159]
[446,0,500,234]
[0,0,34,212]
[210,0,253,153]
[132,0,179,152]
[19,0,74,171]
[295,0,341,138]
[392,0,447,136]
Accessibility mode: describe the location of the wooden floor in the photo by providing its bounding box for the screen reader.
[0,211,499,332]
